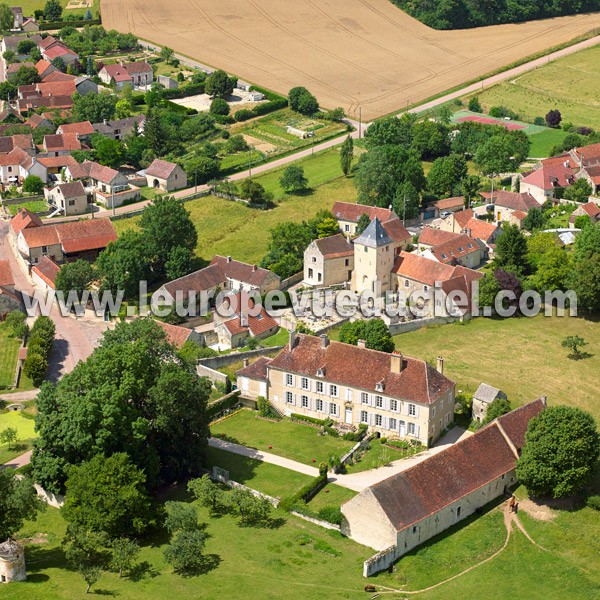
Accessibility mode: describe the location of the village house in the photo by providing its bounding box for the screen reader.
[332,201,398,235]
[16,218,117,265]
[214,292,279,348]
[569,201,600,228]
[44,181,88,216]
[31,255,60,290]
[144,159,187,192]
[342,398,546,575]
[98,61,153,89]
[392,251,483,318]
[303,233,354,288]
[93,115,145,140]
[64,160,140,208]
[210,255,281,294]
[472,383,508,422]
[237,332,455,447]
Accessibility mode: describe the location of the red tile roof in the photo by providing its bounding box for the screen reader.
[154,320,193,349]
[0,259,14,288]
[268,334,454,405]
[332,201,396,224]
[10,208,43,236]
[210,255,279,288]
[314,234,353,258]
[31,255,60,289]
[418,227,461,247]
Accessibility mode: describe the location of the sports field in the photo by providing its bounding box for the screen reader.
[471,44,600,129]
[101,0,600,120]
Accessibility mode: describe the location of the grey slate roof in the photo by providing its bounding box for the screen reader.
[354,217,392,248]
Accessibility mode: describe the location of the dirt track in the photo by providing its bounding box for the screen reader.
[101,0,600,120]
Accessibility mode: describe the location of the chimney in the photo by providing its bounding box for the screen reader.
[243,358,249,368]
[226,255,231,263]
[357,339,366,349]
[390,352,403,374]
[320,334,329,349]
[288,329,296,351]
[436,356,444,375]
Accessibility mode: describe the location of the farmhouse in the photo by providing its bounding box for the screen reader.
[342,398,546,576]
[237,332,455,447]
[472,383,508,422]
[332,201,397,235]
[303,233,354,288]
[16,218,117,265]
[44,181,89,216]
[144,159,187,192]
[210,255,281,294]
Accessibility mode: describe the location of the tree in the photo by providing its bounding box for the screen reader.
[0,469,42,541]
[209,98,229,116]
[316,217,339,239]
[288,86,319,115]
[140,196,198,278]
[110,538,140,578]
[340,135,354,176]
[164,501,198,534]
[494,224,528,274]
[0,427,17,450]
[516,406,599,498]
[468,96,482,112]
[564,179,592,203]
[280,165,308,194]
[44,0,63,20]
[62,453,153,538]
[31,319,211,494]
[72,92,117,124]
[561,335,588,360]
[23,352,47,386]
[545,109,562,128]
[22,175,44,194]
[427,153,467,196]
[0,3,13,30]
[164,529,207,573]
[522,207,546,232]
[356,213,371,235]
[338,319,394,353]
[188,475,226,515]
[205,70,234,98]
[482,397,511,424]
[166,246,194,281]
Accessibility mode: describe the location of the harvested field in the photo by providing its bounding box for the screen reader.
[102,0,600,120]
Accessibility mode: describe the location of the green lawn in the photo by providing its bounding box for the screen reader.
[466,45,600,130]
[0,322,20,389]
[0,409,36,464]
[113,172,357,265]
[210,409,353,466]
[527,128,569,158]
[393,314,600,421]
[205,446,312,499]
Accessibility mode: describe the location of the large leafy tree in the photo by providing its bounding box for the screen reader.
[31,319,212,494]
[516,406,599,498]
[140,196,197,279]
[0,469,42,541]
[62,453,153,538]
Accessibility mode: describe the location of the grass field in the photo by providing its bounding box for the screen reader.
[102,0,599,120]
[113,153,358,265]
[470,45,600,130]
[0,322,20,389]
[0,409,35,464]
[392,314,600,420]
[211,409,353,465]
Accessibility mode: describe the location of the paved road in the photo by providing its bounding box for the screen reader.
[209,427,473,492]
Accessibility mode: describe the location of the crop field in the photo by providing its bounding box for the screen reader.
[470,44,600,129]
[101,0,600,120]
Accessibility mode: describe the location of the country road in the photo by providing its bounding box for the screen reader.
[43,32,600,226]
